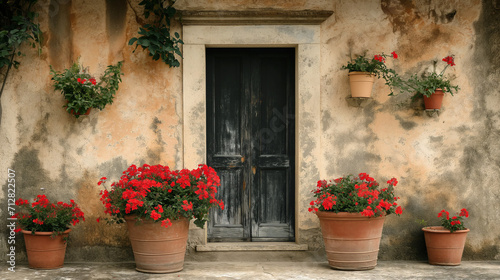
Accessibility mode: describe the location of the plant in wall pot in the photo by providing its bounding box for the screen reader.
[341,51,399,98]
[403,56,460,110]
[309,173,403,270]
[422,208,470,265]
[13,195,85,269]
[98,164,224,273]
[50,60,124,118]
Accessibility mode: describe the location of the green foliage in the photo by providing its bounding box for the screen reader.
[416,218,428,227]
[129,0,183,67]
[392,56,460,99]
[0,0,42,69]
[50,60,124,118]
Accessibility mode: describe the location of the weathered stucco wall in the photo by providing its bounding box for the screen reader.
[0,0,499,263]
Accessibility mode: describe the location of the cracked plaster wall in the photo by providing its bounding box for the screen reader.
[0,0,499,262]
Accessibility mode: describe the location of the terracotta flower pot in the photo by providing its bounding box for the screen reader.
[125,215,189,273]
[22,229,71,269]
[316,211,385,270]
[422,226,469,265]
[348,72,375,98]
[423,88,444,109]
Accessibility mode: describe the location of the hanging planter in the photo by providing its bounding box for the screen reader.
[341,52,400,98]
[22,229,71,269]
[423,88,444,109]
[50,60,124,118]
[348,72,376,98]
[125,216,189,273]
[316,211,385,270]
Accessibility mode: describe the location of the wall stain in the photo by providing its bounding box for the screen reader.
[48,0,73,69]
[31,113,50,143]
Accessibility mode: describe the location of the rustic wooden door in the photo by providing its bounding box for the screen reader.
[206,48,295,242]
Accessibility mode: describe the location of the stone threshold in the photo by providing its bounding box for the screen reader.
[196,242,308,252]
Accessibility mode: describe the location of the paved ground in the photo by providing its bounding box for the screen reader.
[2,261,499,280]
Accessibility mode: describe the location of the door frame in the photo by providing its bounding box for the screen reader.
[182,25,321,245]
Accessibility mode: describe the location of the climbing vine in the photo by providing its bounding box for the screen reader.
[0,0,42,97]
[128,0,183,67]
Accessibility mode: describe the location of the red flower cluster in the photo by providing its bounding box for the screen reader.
[438,208,469,233]
[442,56,456,66]
[99,164,224,229]
[374,55,385,63]
[309,173,403,218]
[77,77,97,85]
[14,194,85,235]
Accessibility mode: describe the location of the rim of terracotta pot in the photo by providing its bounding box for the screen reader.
[316,211,385,220]
[422,226,470,234]
[21,228,72,236]
[348,71,376,77]
[124,214,189,223]
[426,88,444,95]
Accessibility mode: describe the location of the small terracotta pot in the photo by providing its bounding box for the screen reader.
[348,72,375,98]
[22,229,71,269]
[125,215,189,274]
[422,226,469,265]
[316,211,385,270]
[423,89,444,109]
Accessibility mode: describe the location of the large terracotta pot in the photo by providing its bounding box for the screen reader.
[22,229,71,269]
[316,211,385,270]
[423,88,444,109]
[125,215,189,273]
[422,226,469,265]
[348,72,375,98]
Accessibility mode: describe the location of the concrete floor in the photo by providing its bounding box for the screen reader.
[2,261,499,280]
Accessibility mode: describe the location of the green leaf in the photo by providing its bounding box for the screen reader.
[128,37,138,45]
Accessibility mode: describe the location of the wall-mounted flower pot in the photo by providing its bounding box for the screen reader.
[348,72,375,98]
[22,229,71,269]
[422,226,469,265]
[316,211,385,270]
[423,89,444,110]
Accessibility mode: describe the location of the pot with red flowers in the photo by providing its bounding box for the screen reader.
[98,164,224,274]
[341,51,400,98]
[309,173,403,270]
[13,194,85,269]
[50,59,124,118]
[422,208,470,266]
[396,55,460,110]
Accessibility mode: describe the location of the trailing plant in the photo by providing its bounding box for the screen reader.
[437,208,469,233]
[98,164,224,229]
[393,56,460,99]
[128,0,183,67]
[342,51,401,95]
[50,60,124,118]
[0,0,42,97]
[13,194,85,237]
[309,173,403,217]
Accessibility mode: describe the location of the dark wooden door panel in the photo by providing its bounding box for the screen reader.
[207,48,294,242]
